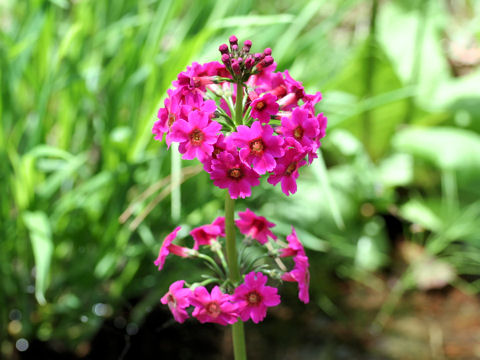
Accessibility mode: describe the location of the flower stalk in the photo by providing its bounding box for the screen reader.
[225,80,247,359]
[152,35,321,360]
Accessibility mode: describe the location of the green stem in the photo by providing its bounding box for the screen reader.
[225,194,247,359]
[234,82,244,126]
[197,253,224,279]
[214,247,229,276]
[225,81,247,357]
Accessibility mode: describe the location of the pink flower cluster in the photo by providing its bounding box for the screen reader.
[152,36,327,198]
[155,209,310,324]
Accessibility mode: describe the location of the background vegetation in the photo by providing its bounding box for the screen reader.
[1,0,480,358]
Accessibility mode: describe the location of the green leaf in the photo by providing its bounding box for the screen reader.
[311,151,345,230]
[393,126,480,171]
[23,212,53,305]
[399,198,443,232]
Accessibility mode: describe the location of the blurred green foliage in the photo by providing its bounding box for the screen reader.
[1,0,480,356]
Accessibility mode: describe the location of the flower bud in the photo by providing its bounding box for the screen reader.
[231,44,238,52]
[229,35,238,46]
[245,57,255,69]
[219,43,229,54]
[243,40,252,53]
[231,60,241,74]
[263,55,274,67]
[221,53,230,64]
[263,48,272,56]
[254,53,263,62]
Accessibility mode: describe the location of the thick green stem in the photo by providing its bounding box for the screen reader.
[224,80,247,360]
[225,194,240,283]
[234,82,244,126]
[232,321,247,360]
[225,193,247,360]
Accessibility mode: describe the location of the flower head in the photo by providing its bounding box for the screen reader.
[233,272,281,323]
[208,150,260,199]
[153,34,327,200]
[161,280,193,323]
[235,208,277,244]
[190,286,238,325]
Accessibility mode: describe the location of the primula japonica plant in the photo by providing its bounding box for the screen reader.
[152,36,326,359]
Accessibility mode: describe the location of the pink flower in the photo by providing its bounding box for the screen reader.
[190,217,224,250]
[316,112,327,140]
[230,121,284,175]
[154,227,190,271]
[152,88,181,142]
[212,216,226,237]
[281,255,310,304]
[169,111,222,162]
[284,70,305,100]
[208,150,260,199]
[235,208,277,244]
[250,93,279,123]
[267,140,307,196]
[248,61,277,88]
[281,107,319,150]
[181,99,217,118]
[161,280,192,323]
[190,286,238,325]
[233,272,281,323]
[175,62,208,94]
[202,134,229,172]
[303,91,323,106]
[279,227,306,258]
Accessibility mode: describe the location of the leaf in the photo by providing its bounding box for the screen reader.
[311,151,345,230]
[325,40,409,159]
[378,153,414,187]
[23,211,53,305]
[392,126,480,171]
[399,198,443,232]
[212,14,294,28]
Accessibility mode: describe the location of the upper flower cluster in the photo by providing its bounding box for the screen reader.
[156,209,310,325]
[152,36,327,198]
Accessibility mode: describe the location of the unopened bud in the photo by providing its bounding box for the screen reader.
[229,35,238,46]
[263,55,274,67]
[219,44,229,54]
[245,57,255,69]
[263,48,272,56]
[254,53,263,62]
[231,44,238,52]
[221,53,230,64]
[243,40,252,53]
[231,60,241,74]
